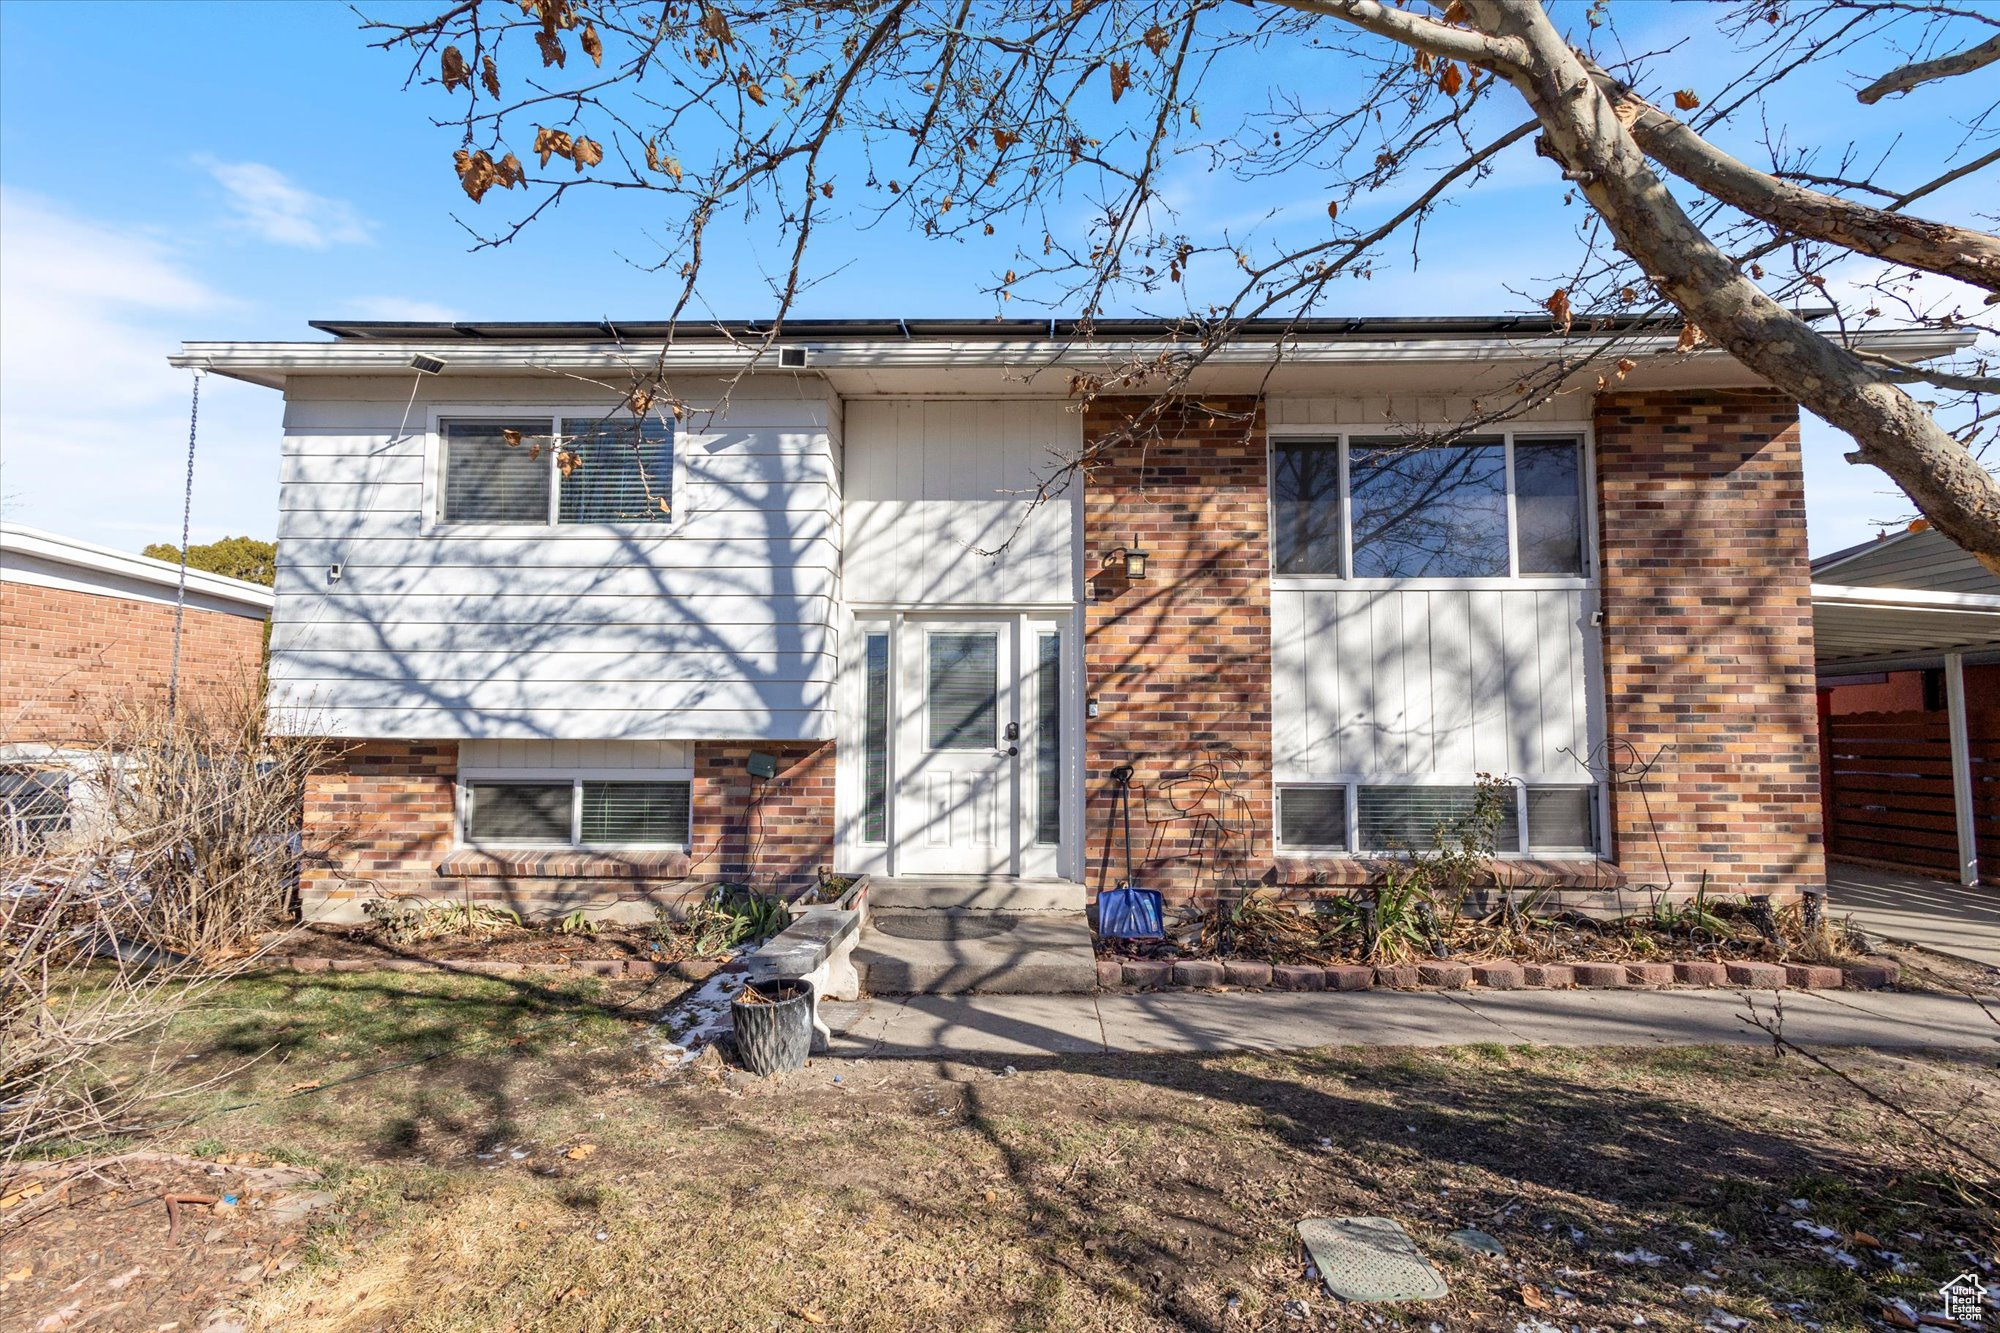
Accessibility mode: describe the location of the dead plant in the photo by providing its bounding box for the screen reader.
[2,684,324,1167]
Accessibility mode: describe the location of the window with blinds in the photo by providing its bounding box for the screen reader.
[581,781,690,844]
[862,634,890,843]
[559,419,674,523]
[1357,786,1520,853]
[439,413,673,525]
[464,779,691,847]
[441,418,555,523]
[927,632,998,750]
[1277,785,1349,850]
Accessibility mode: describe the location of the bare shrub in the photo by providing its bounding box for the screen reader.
[1,686,328,1166]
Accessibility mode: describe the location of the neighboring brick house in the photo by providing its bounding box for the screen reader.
[1,523,274,843]
[172,317,1970,923]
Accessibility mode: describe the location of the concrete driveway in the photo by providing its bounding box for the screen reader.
[1828,860,2000,970]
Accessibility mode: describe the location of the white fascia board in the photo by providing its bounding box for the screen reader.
[1810,581,2000,612]
[0,523,275,616]
[171,326,1977,389]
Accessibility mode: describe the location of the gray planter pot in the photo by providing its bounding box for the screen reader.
[730,978,813,1076]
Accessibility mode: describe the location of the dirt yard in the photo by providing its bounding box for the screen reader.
[3,969,1995,1332]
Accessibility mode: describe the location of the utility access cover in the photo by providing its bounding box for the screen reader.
[1298,1217,1449,1303]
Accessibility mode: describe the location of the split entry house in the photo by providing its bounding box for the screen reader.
[172,317,1974,925]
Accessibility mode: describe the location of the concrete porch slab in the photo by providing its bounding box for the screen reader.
[854,909,1099,994]
[867,877,1087,912]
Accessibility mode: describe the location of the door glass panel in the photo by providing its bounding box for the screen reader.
[1035,632,1061,844]
[927,632,998,751]
[862,633,890,842]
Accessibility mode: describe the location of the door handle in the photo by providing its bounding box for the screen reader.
[1001,746,1020,757]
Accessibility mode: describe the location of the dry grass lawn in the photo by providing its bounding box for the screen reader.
[8,969,1996,1331]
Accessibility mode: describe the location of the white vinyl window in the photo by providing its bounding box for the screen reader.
[439,413,674,526]
[462,779,691,848]
[1271,430,1588,580]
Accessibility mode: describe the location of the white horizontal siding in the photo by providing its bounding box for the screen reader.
[460,739,695,771]
[268,376,842,741]
[843,399,1079,606]
[1273,586,1596,784]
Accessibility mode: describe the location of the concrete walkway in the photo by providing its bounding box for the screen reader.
[821,986,2000,1059]
[1829,860,2000,970]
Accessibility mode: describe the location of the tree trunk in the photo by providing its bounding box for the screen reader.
[1461,0,2000,573]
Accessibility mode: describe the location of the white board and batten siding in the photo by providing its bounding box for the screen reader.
[842,399,1082,608]
[268,373,843,741]
[1266,397,1603,790]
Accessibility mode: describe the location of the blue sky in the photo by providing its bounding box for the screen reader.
[0,0,1990,556]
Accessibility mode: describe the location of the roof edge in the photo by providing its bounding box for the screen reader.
[0,524,276,613]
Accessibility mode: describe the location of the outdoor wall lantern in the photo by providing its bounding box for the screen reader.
[1119,535,1150,581]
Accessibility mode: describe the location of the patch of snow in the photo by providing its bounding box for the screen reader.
[1791,1220,1839,1240]
[1706,1311,1749,1331]
[1613,1249,1665,1266]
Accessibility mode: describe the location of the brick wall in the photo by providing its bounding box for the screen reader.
[297,738,837,922]
[690,740,836,894]
[1081,397,1274,904]
[299,740,458,921]
[1594,389,1823,897]
[1,582,265,745]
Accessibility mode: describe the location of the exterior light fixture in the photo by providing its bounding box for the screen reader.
[408,354,447,375]
[1121,535,1150,581]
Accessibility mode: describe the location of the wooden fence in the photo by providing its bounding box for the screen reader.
[1820,706,2000,884]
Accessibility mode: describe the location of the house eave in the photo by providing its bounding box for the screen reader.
[170,326,1977,396]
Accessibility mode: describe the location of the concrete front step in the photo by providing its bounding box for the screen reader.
[867,877,1087,913]
[854,908,1099,994]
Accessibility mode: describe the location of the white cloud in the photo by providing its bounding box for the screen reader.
[201,158,372,249]
[343,296,466,322]
[0,188,280,548]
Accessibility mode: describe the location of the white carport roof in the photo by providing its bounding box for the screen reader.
[1813,582,2000,672]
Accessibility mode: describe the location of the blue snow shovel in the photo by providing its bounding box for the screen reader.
[1097,764,1164,939]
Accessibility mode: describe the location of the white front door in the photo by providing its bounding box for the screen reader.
[897,620,1018,875]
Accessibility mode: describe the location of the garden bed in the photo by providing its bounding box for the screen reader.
[1099,885,1884,979]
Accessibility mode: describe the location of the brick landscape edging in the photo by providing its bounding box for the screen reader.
[1112,958,1901,992]
[258,953,1905,993]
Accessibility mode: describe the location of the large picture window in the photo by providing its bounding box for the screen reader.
[1350,437,1509,578]
[440,413,673,526]
[463,779,691,848]
[1271,431,1587,579]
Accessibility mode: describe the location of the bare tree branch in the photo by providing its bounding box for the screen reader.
[1857,31,2000,103]
[1591,71,2000,294]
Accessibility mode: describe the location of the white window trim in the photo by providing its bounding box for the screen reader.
[1266,422,1598,589]
[456,767,696,852]
[422,404,688,537]
[1273,776,1606,860]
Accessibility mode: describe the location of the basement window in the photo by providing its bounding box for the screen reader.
[463,779,691,848]
[440,414,673,526]
[1277,785,1350,851]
